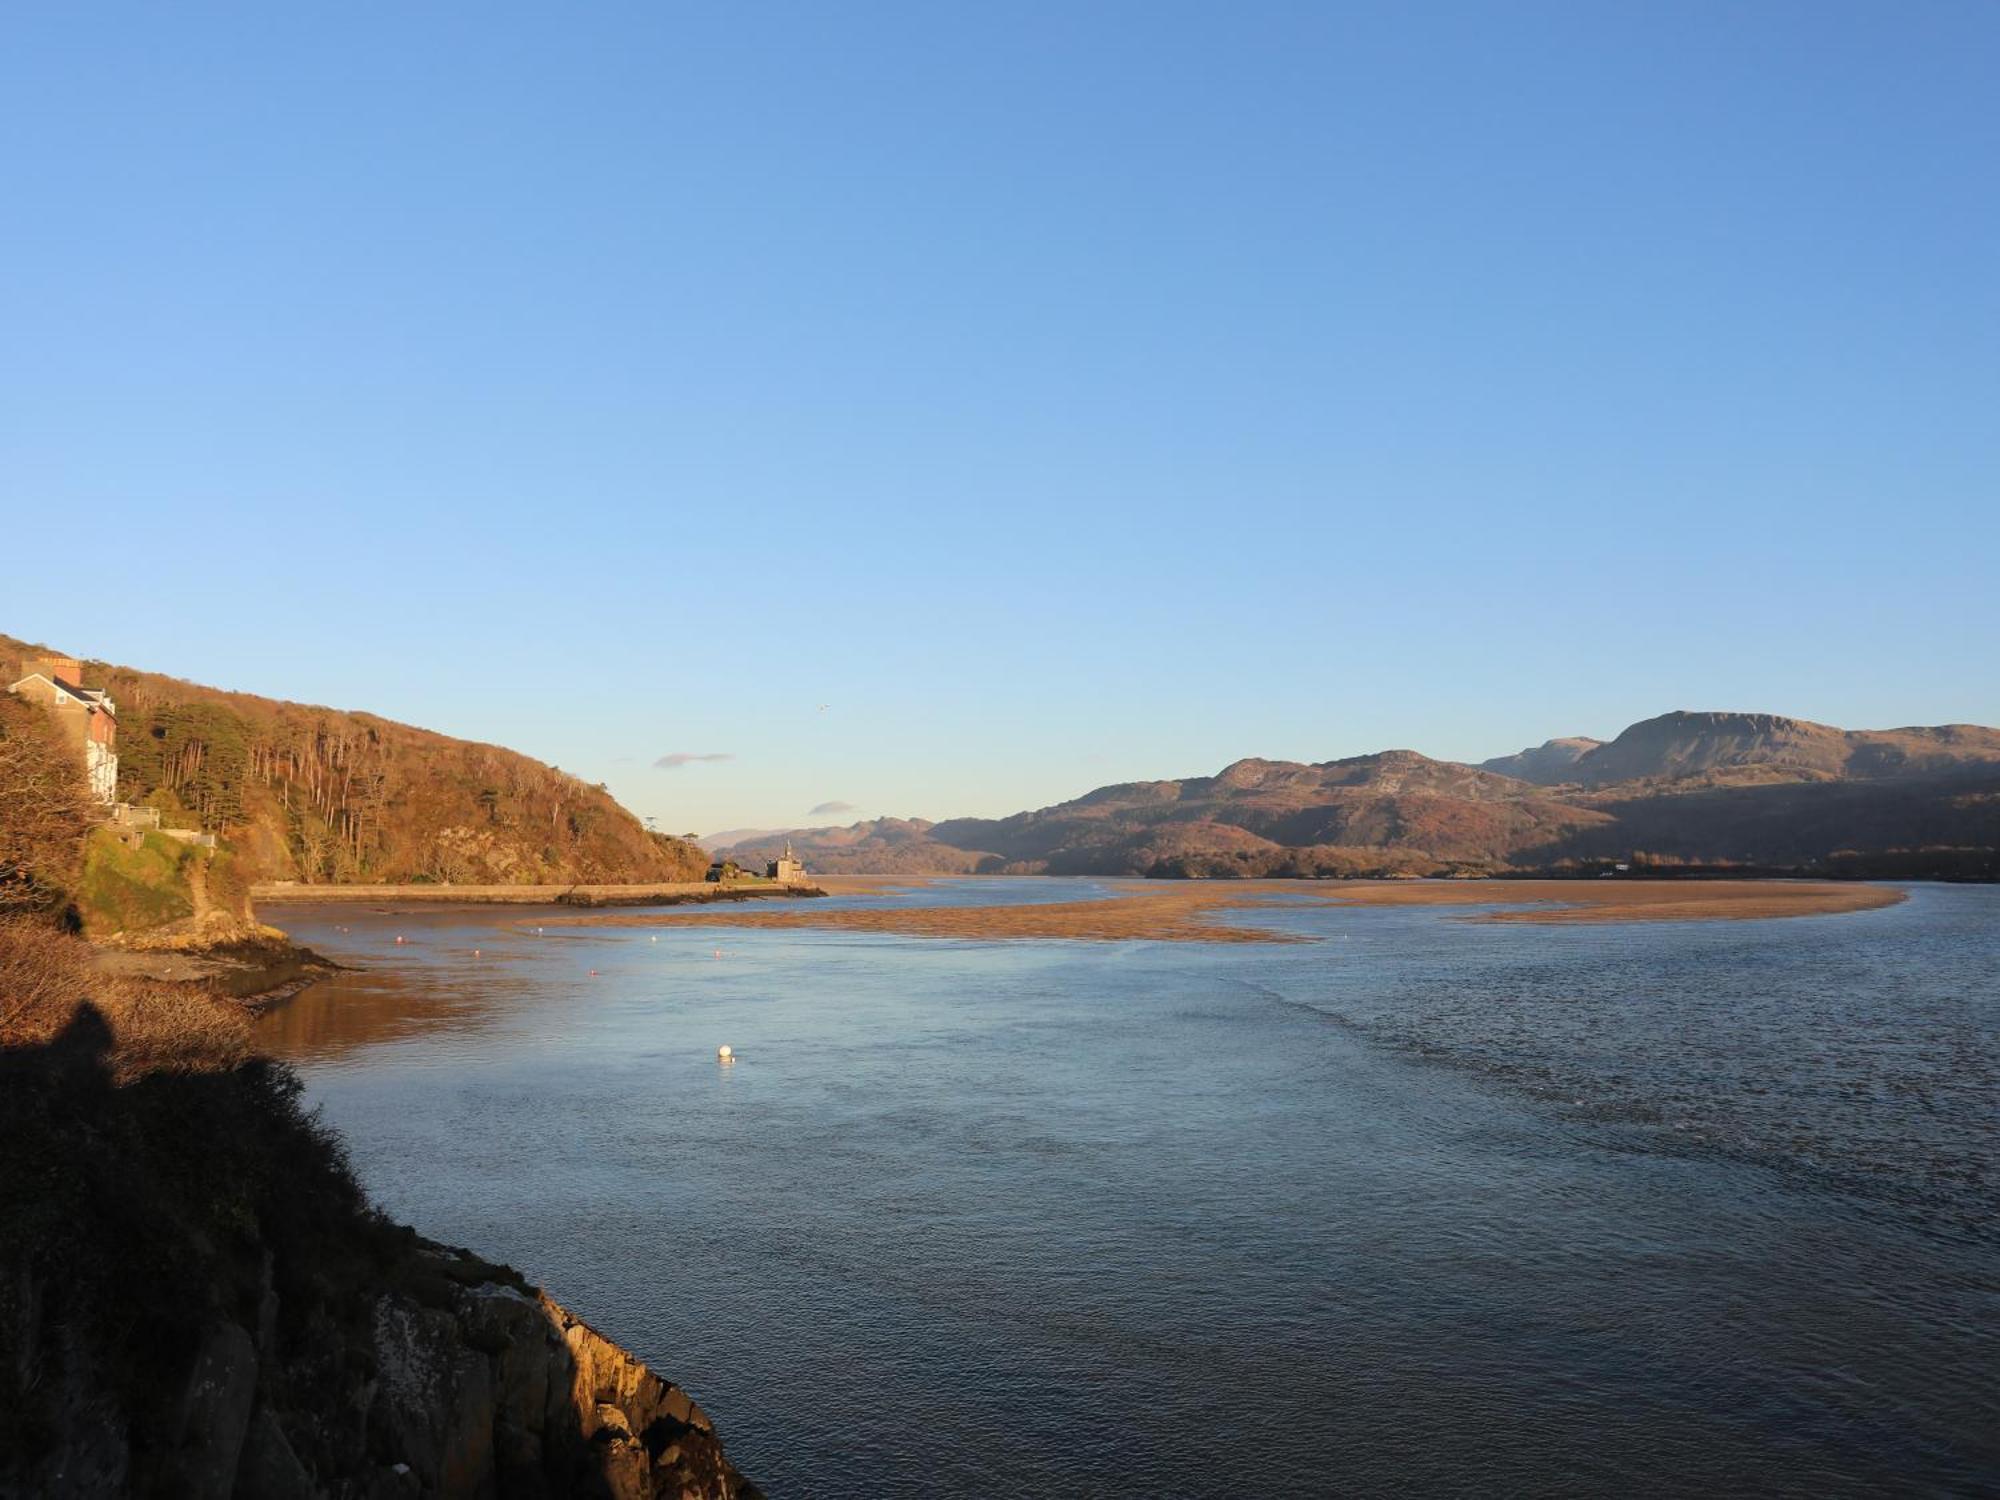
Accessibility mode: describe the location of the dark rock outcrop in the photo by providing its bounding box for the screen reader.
[5,1235,758,1500]
[0,1015,760,1499]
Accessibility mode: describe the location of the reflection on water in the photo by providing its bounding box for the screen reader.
[259,932,538,1058]
[261,884,2000,1498]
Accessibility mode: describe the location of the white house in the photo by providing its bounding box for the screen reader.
[8,656,118,803]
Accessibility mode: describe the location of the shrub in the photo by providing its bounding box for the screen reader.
[0,915,95,1048]
[0,918,248,1076]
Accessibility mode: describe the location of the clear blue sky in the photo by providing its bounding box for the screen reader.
[4,2,1995,833]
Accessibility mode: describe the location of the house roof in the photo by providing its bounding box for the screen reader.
[9,672,114,710]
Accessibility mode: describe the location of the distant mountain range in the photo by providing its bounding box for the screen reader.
[713,711,2000,880]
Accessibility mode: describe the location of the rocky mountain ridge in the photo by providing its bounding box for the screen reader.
[1476,736,1605,784]
[1555,710,2000,788]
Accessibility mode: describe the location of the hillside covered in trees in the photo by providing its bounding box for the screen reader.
[3,634,705,888]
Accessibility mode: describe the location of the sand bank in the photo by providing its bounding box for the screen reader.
[551,878,1903,943]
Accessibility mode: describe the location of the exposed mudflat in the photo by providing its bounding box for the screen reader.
[1308,877,1905,923]
[93,934,339,1002]
[554,877,1903,943]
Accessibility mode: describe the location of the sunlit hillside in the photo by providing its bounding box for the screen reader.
[2,635,706,887]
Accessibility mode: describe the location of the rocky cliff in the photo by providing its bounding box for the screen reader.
[17,1241,754,1500]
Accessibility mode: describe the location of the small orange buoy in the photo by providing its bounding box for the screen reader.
[587,968,600,976]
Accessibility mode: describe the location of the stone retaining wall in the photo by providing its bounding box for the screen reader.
[251,880,814,904]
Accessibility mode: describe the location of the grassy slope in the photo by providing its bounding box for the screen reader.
[77,829,199,935]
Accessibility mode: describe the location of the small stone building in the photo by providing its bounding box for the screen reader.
[9,655,118,803]
[766,841,806,884]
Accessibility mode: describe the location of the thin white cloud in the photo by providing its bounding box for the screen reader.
[810,800,856,816]
[654,751,734,769]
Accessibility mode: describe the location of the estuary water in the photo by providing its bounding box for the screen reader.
[260,881,2000,1497]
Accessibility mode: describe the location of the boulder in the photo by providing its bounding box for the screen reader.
[369,1298,495,1495]
[465,1284,561,1437]
[174,1322,259,1499]
[234,1407,316,1499]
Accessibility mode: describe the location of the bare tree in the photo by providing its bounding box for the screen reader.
[295,819,337,884]
[0,697,95,914]
[426,832,478,885]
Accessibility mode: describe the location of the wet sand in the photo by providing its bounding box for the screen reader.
[813,876,935,895]
[552,878,1904,943]
[1314,878,1905,924]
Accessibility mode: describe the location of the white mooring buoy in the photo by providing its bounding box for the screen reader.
[717,1044,734,1062]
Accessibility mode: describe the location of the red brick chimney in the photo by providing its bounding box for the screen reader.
[35,656,83,688]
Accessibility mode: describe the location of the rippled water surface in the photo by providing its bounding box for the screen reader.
[261,881,2000,1497]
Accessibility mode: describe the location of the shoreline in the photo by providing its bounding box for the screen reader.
[91,934,343,1006]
